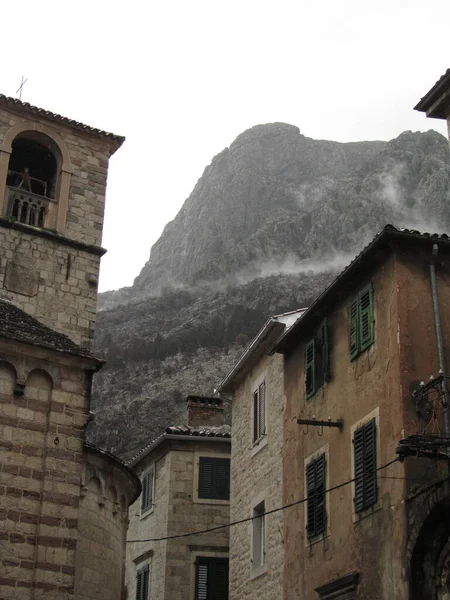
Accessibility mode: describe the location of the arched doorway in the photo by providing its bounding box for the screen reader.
[410,497,450,599]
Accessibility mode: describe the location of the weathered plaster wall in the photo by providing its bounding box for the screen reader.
[283,253,409,600]
[229,349,285,600]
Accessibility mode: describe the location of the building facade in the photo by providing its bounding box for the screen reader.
[216,310,305,600]
[275,226,450,599]
[126,396,231,600]
[0,96,140,599]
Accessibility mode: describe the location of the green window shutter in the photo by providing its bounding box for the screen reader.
[353,427,365,513]
[348,297,359,360]
[363,418,377,508]
[306,455,326,538]
[253,389,259,443]
[306,461,316,538]
[305,339,316,399]
[315,454,326,536]
[199,457,214,498]
[359,284,374,351]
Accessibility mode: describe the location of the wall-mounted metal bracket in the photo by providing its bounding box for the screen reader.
[297,418,344,432]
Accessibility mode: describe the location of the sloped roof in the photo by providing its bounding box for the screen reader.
[127,424,231,467]
[0,94,125,147]
[0,299,102,362]
[215,307,307,393]
[414,69,450,118]
[275,225,450,353]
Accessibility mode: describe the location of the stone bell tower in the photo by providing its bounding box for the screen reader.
[0,95,124,348]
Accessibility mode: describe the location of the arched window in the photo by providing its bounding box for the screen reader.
[5,132,61,228]
[0,123,73,233]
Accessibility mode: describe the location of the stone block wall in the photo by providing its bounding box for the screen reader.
[0,342,89,599]
[126,439,230,600]
[229,351,285,600]
[0,106,116,248]
[0,224,102,347]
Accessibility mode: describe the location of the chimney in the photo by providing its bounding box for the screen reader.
[186,396,224,427]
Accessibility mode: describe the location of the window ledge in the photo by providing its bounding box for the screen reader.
[251,436,268,457]
[250,564,267,581]
[140,506,154,520]
[352,500,382,523]
[193,497,230,506]
[306,533,330,549]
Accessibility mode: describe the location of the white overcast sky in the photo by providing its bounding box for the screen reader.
[1,1,449,292]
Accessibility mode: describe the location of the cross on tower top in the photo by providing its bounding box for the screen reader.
[16,76,28,101]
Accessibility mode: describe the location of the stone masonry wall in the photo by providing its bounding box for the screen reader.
[0,106,115,248]
[126,439,230,600]
[0,225,101,347]
[74,449,138,600]
[229,349,285,600]
[0,341,90,599]
[126,449,171,600]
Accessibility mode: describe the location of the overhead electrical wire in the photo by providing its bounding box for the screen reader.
[127,456,400,544]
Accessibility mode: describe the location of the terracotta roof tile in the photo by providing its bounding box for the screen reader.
[0,299,101,361]
[0,94,124,146]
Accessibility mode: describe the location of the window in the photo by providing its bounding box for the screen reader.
[253,381,266,443]
[198,457,230,501]
[348,284,374,360]
[305,319,329,399]
[353,418,377,513]
[306,454,326,539]
[195,557,229,600]
[141,470,153,513]
[136,564,149,600]
[252,501,265,568]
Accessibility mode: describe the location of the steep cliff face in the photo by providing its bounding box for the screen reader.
[91,124,450,460]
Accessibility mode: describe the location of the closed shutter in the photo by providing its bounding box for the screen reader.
[305,339,316,398]
[354,426,365,512]
[136,564,149,600]
[141,471,153,512]
[315,454,326,536]
[306,461,316,537]
[199,457,214,498]
[199,457,230,500]
[253,389,259,443]
[363,418,377,507]
[213,458,230,500]
[195,558,229,600]
[359,284,374,351]
[354,418,377,512]
[195,562,208,600]
[306,455,326,538]
[259,382,265,438]
[348,297,359,360]
[321,319,330,384]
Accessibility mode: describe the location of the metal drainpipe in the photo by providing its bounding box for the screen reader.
[429,243,450,436]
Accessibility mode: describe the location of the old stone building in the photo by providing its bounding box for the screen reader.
[125,396,231,600]
[215,310,305,600]
[0,95,140,599]
[274,224,450,599]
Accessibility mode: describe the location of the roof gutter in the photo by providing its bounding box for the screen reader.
[215,317,281,394]
[127,433,231,468]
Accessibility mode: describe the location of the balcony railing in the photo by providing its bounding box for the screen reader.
[5,186,53,228]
